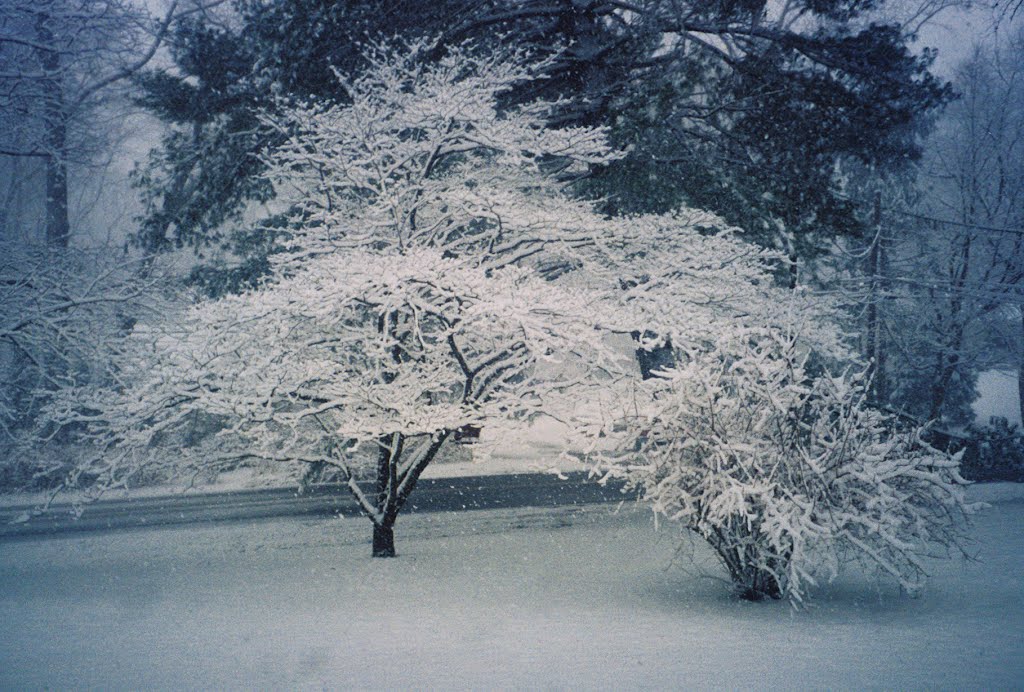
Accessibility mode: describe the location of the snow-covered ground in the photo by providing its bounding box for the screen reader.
[1,491,1022,689]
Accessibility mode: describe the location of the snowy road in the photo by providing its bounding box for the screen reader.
[0,471,629,540]
[1,496,1022,689]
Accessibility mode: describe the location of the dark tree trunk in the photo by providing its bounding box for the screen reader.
[928,233,972,421]
[361,430,451,557]
[372,523,396,558]
[44,144,69,248]
[371,434,398,557]
[738,569,783,601]
[1019,307,1023,428]
[35,10,70,248]
[929,334,965,422]
[137,122,201,254]
[866,194,888,404]
[710,528,785,601]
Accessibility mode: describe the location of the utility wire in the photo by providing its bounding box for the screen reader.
[880,207,1024,238]
[832,190,1024,237]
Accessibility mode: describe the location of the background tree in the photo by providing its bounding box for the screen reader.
[838,31,1024,426]
[915,31,1024,423]
[131,0,953,291]
[130,0,461,261]
[0,0,184,247]
[0,239,166,492]
[442,2,951,252]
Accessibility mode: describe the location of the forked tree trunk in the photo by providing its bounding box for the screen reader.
[362,429,450,557]
[352,425,482,556]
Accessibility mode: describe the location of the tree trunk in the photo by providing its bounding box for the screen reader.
[928,232,972,422]
[866,193,888,404]
[44,145,69,248]
[35,10,70,248]
[709,531,785,601]
[370,432,403,557]
[1019,307,1024,427]
[929,350,960,422]
[738,571,782,602]
[372,522,396,558]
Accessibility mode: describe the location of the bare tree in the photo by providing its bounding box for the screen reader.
[0,0,180,246]
[837,31,1024,425]
[915,31,1024,421]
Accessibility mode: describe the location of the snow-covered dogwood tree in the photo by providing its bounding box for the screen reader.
[42,42,782,556]
[586,319,977,603]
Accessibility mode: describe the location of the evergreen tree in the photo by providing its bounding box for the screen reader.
[132,0,952,290]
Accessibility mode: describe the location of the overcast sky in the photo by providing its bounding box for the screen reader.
[914,3,1021,77]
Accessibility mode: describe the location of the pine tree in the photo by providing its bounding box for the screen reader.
[132,0,952,288]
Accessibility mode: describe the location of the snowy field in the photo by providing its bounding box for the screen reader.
[1,488,1022,689]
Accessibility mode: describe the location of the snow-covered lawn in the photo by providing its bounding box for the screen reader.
[1,491,1022,690]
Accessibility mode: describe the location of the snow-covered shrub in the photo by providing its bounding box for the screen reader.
[591,324,976,603]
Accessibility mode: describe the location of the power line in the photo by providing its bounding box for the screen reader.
[832,190,1024,237]
[881,207,1024,238]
